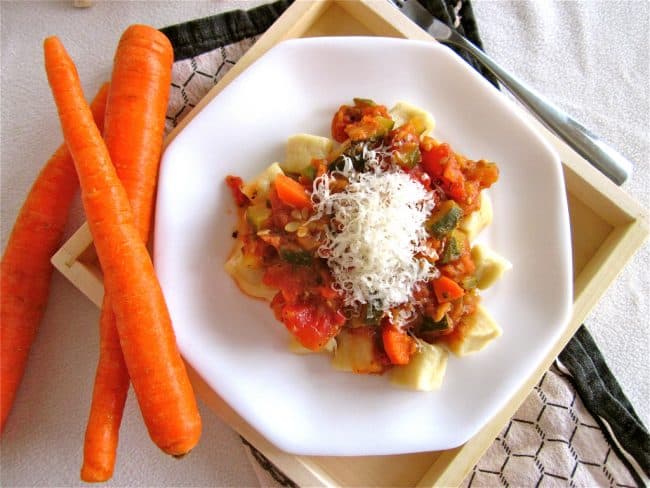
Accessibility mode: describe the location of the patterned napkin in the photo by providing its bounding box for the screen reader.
[159,1,649,486]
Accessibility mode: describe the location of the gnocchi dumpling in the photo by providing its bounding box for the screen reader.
[224,242,277,301]
[282,134,333,173]
[332,328,385,374]
[288,336,336,355]
[459,191,493,242]
[390,340,448,391]
[241,162,284,203]
[447,305,502,356]
[471,243,512,290]
[389,101,436,135]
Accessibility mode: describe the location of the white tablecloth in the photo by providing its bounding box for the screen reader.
[1,1,647,486]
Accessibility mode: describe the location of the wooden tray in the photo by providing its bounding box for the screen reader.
[52,1,649,486]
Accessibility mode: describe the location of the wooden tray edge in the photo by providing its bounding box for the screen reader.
[51,222,103,307]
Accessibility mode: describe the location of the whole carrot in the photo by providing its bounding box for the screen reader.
[81,25,173,482]
[81,302,130,482]
[0,82,109,433]
[44,36,201,456]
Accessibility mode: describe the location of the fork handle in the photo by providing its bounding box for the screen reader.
[446,36,632,185]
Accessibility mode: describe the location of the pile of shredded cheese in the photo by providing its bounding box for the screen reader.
[311,146,438,315]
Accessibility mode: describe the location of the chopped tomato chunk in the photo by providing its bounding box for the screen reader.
[421,142,452,178]
[421,141,499,213]
[272,294,345,351]
[225,175,248,207]
[331,99,391,143]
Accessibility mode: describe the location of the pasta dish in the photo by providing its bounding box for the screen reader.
[225,98,511,390]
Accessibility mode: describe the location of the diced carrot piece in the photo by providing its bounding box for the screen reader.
[382,325,415,365]
[274,174,312,209]
[433,276,465,303]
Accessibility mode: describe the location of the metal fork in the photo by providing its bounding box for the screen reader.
[392,0,633,185]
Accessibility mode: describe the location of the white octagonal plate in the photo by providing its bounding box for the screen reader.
[154,37,572,456]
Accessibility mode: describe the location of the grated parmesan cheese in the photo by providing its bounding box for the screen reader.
[311,147,438,317]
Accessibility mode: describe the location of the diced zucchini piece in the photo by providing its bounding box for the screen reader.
[460,275,478,290]
[329,150,364,172]
[353,97,376,106]
[241,162,284,203]
[471,244,512,290]
[329,139,379,172]
[421,315,452,334]
[365,306,383,326]
[332,328,385,374]
[288,336,336,354]
[459,191,493,242]
[446,305,502,356]
[389,340,448,391]
[347,306,383,328]
[440,229,466,264]
[392,146,421,169]
[301,165,316,181]
[282,134,333,173]
[224,242,277,301]
[388,101,436,135]
[427,200,463,238]
[245,203,271,231]
[279,248,312,266]
[375,116,395,136]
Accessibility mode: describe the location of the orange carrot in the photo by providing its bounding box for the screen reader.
[81,25,173,482]
[44,36,201,456]
[0,82,109,433]
[433,276,465,303]
[81,305,130,482]
[382,325,415,365]
[274,174,312,208]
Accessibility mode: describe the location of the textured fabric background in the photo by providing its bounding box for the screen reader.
[472,0,650,434]
[1,1,647,486]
